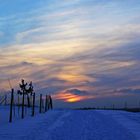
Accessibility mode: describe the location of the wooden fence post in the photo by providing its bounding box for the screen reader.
[21,90,25,119]
[4,95,7,105]
[9,88,14,123]
[25,104,27,116]
[13,100,16,117]
[32,92,35,116]
[50,95,53,109]
[42,99,45,113]
[45,95,48,112]
[18,95,20,117]
[39,94,42,113]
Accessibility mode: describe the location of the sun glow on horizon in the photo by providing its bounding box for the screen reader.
[52,92,94,103]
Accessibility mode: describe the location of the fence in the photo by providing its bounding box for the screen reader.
[0,79,53,123]
[8,88,53,122]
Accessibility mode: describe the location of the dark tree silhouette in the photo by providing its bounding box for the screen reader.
[19,79,27,119]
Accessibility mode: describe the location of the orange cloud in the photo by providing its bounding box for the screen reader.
[52,91,94,103]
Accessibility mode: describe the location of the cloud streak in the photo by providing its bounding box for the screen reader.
[0,0,140,107]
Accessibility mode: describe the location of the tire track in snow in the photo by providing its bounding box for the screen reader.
[22,110,71,140]
[41,110,135,140]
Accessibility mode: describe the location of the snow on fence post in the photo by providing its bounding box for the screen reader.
[9,88,14,123]
[39,94,42,113]
[32,92,35,116]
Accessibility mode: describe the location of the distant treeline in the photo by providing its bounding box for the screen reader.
[74,107,140,112]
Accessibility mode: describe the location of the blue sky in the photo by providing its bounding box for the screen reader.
[0,0,140,108]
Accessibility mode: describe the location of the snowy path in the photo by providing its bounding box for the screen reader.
[0,110,139,140]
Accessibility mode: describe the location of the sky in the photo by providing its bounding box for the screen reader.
[0,0,140,108]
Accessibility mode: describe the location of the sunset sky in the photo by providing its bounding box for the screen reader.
[0,0,140,108]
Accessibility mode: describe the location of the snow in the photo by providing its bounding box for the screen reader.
[0,108,140,140]
[99,110,140,140]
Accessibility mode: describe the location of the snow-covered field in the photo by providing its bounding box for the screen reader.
[0,108,140,140]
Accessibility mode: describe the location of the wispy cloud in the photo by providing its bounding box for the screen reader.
[0,0,140,106]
